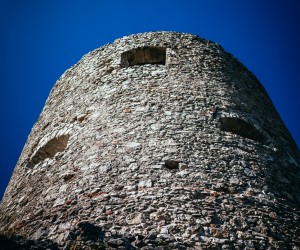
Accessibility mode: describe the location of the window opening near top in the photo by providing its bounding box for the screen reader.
[121,47,166,68]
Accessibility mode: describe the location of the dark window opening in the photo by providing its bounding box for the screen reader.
[164,160,179,170]
[121,47,166,68]
[220,117,266,144]
[30,134,70,165]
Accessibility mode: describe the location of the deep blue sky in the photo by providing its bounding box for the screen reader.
[0,1,299,199]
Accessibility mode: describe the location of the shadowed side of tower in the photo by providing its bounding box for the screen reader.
[0,32,299,249]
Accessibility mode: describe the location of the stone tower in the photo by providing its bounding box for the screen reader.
[0,32,299,249]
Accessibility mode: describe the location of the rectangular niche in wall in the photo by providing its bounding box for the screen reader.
[219,117,266,144]
[121,47,166,68]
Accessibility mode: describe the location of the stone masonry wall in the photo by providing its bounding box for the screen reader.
[1,32,300,249]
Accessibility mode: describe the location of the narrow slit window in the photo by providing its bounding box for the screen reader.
[30,134,70,165]
[121,47,166,68]
[220,117,266,144]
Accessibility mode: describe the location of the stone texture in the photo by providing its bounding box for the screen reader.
[0,31,300,249]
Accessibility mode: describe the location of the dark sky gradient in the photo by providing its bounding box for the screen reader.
[0,0,299,199]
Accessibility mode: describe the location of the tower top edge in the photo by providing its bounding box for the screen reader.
[116,30,200,39]
[111,31,209,45]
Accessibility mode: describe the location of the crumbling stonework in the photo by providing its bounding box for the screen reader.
[1,31,300,249]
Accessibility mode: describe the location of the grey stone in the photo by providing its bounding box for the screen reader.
[0,31,299,250]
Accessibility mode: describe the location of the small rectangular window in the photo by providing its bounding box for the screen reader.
[121,47,166,68]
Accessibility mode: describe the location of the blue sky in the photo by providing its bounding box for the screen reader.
[0,0,299,199]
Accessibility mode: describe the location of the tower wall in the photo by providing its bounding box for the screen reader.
[1,32,299,249]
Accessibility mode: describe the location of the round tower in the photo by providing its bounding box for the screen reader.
[1,32,299,249]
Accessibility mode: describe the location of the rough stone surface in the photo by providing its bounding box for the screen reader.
[0,31,300,249]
